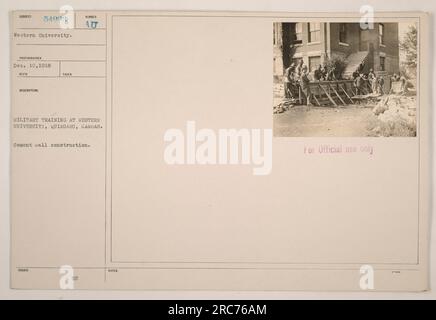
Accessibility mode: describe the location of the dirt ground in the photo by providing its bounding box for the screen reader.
[273,104,376,137]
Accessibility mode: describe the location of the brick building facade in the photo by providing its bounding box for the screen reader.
[273,22,400,80]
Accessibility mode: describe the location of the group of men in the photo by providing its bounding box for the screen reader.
[353,70,408,95]
[391,73,409,95]
[283,60,409,107]
[283,60,337,106]
[352,69,385,95]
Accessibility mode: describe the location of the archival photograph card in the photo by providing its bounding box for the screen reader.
[10,11,429,291]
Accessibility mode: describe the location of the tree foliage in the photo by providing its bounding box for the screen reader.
[325,55,347,80]
[399,24,417,70]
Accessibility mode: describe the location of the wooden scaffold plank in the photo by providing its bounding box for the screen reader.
[328,83,346,106]
[319,84,337,107]
[339,83,354,104]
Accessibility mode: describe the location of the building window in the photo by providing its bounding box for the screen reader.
[339,23,347,43]
[380,56,386,71]
[309,56,321,72]
[293,23,303,44]
[379,23,385,45]
[308,23,320,43]
[292,57,303,67]
[273,24,279,45]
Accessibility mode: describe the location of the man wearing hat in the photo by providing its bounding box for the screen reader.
[300,65,312,106]
[368,68,377,93]
[283,62,296,98]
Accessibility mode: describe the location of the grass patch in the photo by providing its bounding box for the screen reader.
[366,116,416,137]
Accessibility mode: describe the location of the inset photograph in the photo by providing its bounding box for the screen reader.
[273,22,417,137]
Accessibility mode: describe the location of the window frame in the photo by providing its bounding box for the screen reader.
[308,23,321,43]
[308,55,321,73]
[379,23,385,46]
[339,23,348,44]
[293,22,303,45]
[380,56,386,71]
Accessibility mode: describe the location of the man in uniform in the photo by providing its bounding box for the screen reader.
[300,65,312,106]
[314,64,324,81]
[354,73,364,95]
[368,68,376,93]
[400,73,408,95]
[283,63,296,99]
[377,76,385,95]
[326,66,337,81]
[295,59,304,77]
